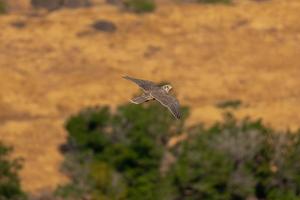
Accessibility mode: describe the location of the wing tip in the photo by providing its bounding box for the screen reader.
[169,108,181,120]
[130,99,139,104]
[174,113,181,120]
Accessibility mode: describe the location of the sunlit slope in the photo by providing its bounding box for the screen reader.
[0,0,299,193]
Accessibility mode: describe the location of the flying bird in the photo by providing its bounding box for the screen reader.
[123,75,181,119]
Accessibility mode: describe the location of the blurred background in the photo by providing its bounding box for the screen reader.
[0,0,300,199]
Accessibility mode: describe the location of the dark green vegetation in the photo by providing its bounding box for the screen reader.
[0,0,6,14]
[92,20,117,33]
[0,142,27,200]
[57,103,300,200]
[172,113,300,200]
[216,99,242,109]
[198,0,232,4]
[31,0,91,10]
[123,0,156,13]
[56,103,188,200]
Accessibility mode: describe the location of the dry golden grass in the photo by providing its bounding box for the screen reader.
[0,0,299,193]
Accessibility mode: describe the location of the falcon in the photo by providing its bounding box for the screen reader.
[123,75,181,119]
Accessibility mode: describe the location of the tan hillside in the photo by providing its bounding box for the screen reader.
[0,0,299,193]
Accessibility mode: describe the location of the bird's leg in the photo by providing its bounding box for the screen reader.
[130,93,153,104]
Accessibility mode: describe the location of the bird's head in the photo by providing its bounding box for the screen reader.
[162,84,172,93]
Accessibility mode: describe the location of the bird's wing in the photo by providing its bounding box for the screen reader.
[123,75,158,92]
[130,94,153,104]
[150,91,181,119]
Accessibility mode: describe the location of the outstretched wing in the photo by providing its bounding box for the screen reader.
[150,91,181,119]
[123,75,158,92]
[130,94,153,104]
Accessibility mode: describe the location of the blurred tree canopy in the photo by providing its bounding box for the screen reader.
[123,0,156,13]
[56,103,188,200]
[171,113,300,200]
[56,103,300,200]
[0,142,27,200]
[0,0,6,14]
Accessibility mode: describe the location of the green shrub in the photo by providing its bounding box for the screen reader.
[58,102,300,200]
[57,103,188,200]
[198,0,231,4]
[216,99,242,109]
[0,142,27,200]
[0,0,6,14]
[169,113,300,200]
[123,0,156,13]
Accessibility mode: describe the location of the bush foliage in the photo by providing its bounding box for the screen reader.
[56,103,188,200]
[0,142,27,200]
[123,0,156,13]
[0,0,6,14]
[58,103,300,200]
[170,113,300,199]
[198,0,232,4]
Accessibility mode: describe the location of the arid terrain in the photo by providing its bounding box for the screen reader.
[0,0,299,194]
